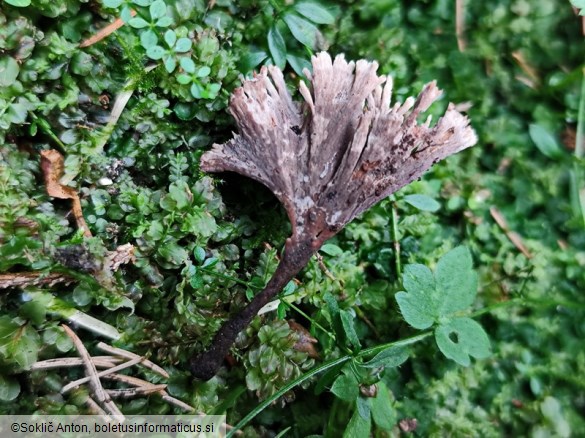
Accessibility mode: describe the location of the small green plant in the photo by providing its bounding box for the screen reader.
[396,246,491,366]
[241,0,336,76]
[227,245,491,436]
[176,58,220,99]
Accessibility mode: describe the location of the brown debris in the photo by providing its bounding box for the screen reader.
[288,320,319,359]
[0,271,75,289]
[79,10,137,48]
[489,206,533,258]
[40,149,92,237]
[399,418,418,433]
[0,244,135,290]
[33,328,195,415]
[191,52,478,380]
[511,51,540,88]
[455,0,467,52]
[61,324,123,418]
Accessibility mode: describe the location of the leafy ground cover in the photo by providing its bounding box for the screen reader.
[1,0,584,436]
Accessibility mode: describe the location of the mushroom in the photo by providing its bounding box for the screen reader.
[190,52,477,380]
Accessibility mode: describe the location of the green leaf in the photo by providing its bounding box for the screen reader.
[572,0,585,14]
[150,0,167,19]
[140,29,158,48]
[320,243,343,256]
[164,56,176,73]
[395,264,436,329]
[293,1,335,24]
[0,57,20,86]
[404,194,441,212]
[529,124,563,159]
[282,281,296,295]
[158,239,189,265]
[540,396,571,438]
[340,310,361,351]
[435,246,478,315]
[277,301,287,319]
[71,52,93,76]
[283,13,318,48]
[268,25,287,70]
[0,375,20,402]
[4,0,31,6]
[128,17,149,28]
[207,83,221,95]
[180,57,196,73]
[19,301,46,325]
[103,0,122,6]
[177,74,192,85]
[435,317,491,366]
[356,396,371,420]
[174,37,192,53]
[343,407,371,438]
[396,247,478,330]
[191,82,203,98]
[197,66,211,78]
[371,382,395,430]
[11,325,40,370]
[286,53,312,77]
[182,208,217,237]
[164,29,177,47]
[156,16,173,27]
[194,247,206,263]
[362,346,408,369]
[239,51,268,73]
[146,45,165,60]
[331,373,358,402]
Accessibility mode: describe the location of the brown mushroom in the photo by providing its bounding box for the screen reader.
[190,52,477,380]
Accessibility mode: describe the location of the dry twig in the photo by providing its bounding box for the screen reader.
[79,10,137,48]
[31,356,123,370]
[489,206,533,258]
[97,342,169,378]
[61,325,124,418]
[455,0,467,51]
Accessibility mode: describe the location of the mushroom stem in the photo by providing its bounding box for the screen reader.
[190,238,316,380]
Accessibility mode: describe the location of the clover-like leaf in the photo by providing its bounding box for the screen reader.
[150,0,166,19]
[174,37,192,53]
[146,45,165,60]
[128,17,149,28]
[5,0,31,6]
[395,264,437,329]
[435,246,478,315]
[180,57,196,73]
[164,56,176,73]
[140,29,158,48]
[103,0,123,7]
[197,66,211,78]
[395,246,477,329]
[164,29,177,47]
[434,317,491,366]
[156,16,172,27]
